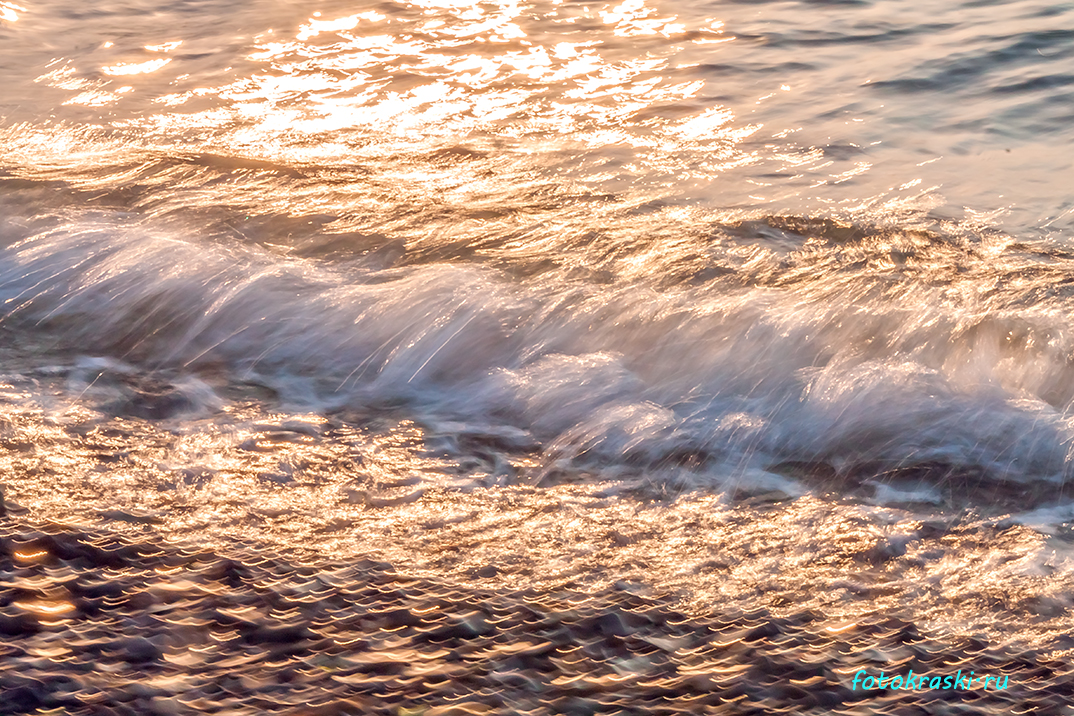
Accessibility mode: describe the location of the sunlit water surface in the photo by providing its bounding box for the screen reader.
[3,0,1074,644]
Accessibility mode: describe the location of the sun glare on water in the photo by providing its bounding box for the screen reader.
[102,58,172,76]
[39,0,746,174]
[0,1,25,23]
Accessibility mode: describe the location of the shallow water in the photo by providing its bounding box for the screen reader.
[3,0,1074,644]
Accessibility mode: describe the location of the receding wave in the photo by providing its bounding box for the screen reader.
[3,206,1074,499]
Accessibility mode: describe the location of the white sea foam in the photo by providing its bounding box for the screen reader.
[0,0,1070,500]
[3,214,1074,492]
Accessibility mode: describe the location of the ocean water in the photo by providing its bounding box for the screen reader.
[3,0,1074,641]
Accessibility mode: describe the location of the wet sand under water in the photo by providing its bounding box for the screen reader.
[0,520,1071,716]
[4,345,1074,714]
[0,353,1072,637]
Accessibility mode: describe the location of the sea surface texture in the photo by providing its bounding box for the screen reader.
[3,0,1074,649]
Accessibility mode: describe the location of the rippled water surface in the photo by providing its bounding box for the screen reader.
[3,0,1074,643]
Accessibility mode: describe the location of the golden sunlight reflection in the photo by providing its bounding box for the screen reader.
[102,58,172,76]
[0,0,881,217]
[145,41,183,52]
[13,548,49,563]
[0,1,24,23]
[601,0,686,37]
[119,0,745,184]
[13,599,78,617]
[35,63,141,106]
[297,12,384,41]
